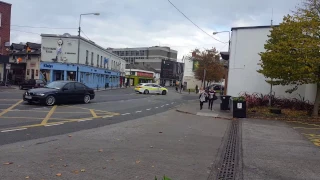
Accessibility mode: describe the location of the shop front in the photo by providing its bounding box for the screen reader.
[40,62,120,89]
[125,71,154,86]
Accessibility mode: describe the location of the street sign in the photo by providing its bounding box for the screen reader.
[6,64,11,70]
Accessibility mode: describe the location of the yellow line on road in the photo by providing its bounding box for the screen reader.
[90,109,98,118]
[41,105,57,125]
[9,110,49,113]
[0,100,23,117]
[294,127,320,129]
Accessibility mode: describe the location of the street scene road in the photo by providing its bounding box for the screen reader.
[0,88,194,145]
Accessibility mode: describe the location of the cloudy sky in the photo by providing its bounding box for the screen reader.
[8,0,301,59]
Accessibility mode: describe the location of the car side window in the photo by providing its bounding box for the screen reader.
[75,82,86,90]
[152,84,160,87]
[63,83,75,90]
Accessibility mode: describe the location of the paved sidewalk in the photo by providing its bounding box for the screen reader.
[0,110,230,180]
[176,100,232,119]
[241,119,320,180]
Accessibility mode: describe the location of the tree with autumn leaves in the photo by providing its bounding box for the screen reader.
[191,48,225,88]
[258,0,320,116]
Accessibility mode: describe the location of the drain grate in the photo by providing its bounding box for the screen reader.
[216,120,239,180]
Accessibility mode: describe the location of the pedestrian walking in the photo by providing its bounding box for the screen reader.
[199,88,208,110]
[208,89,217,111]
[195,85,199,94]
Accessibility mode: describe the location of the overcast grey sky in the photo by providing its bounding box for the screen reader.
[7,0,301,59]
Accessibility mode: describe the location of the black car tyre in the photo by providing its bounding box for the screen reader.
[45,95,56,106]
[144,89,149,94]
[162,90,167,95]
[84,94,91,104]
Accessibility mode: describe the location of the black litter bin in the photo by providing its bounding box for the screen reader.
[220,95,231,110]
[232,100,246,118]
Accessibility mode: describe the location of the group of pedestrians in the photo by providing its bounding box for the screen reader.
[199,88,217,110]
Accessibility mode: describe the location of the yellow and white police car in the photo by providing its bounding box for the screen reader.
[135,83,168,95]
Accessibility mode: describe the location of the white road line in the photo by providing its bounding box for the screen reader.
[1,128,27,133]
[121,113,130,115]
[44,123,64,127]
[161,105,164,107]
[136,111,142,113]
[155,107,158,109]
[171,102,174,104]
[166,104,169,106]
[146,108,151,111]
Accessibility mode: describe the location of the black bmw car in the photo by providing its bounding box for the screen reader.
[23,81,95,106]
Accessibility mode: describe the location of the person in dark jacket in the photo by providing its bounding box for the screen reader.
[208,89,216,111]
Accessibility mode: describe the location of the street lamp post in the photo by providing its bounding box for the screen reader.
[213,31,231,95]
[76,12,100,82]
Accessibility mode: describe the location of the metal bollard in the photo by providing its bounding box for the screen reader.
[189,89,190,94]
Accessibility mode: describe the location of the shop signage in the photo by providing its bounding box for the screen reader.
[43,47,56,53]
[30,62,36,67]
[65,52,76,55]
[43,64,53,68]
[137,72,153,78]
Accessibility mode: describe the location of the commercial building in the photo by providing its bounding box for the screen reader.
[0,1,11,55]
[7,42,41,84]
[227,25,316,102]
[0,1,11,81]
[108,46,178,71]
[40,34,126,88]
[125,64,156,86]
[160,59,184,86]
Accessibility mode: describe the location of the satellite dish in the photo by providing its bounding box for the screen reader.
[63,33,71,37]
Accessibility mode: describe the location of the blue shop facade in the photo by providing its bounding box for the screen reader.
[40,62,120,89]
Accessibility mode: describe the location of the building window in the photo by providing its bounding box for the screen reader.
[100,56,103,68]
[91,52,94,65]
[140,50,145,56]
[97,54,99,67]
[86,50,89,64]
[125,51,129,56]
[120,51,124,56]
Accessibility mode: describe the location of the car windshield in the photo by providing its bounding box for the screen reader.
[44,81,66,89]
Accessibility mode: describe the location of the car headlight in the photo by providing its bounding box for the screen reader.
[35,93,45,96]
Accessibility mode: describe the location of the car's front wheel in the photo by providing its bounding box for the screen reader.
[162,90,167,95]
[84,94,91,104]
[144,90,149,94]
[45,95,56,106]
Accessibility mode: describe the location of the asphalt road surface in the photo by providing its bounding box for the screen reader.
[0,87,197,145]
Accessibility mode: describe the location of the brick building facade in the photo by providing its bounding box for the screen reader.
[0,1,11,55]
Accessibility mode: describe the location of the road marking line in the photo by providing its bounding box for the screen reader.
[90,109,98,118]
[78,119,91,122]
[10,110,50,113]
[121,113,130,115]
[146,109,151,111]
[171,102,174,104]
[155,107,158,108]
[44,123,63,127]
[102,115,113,118]
[166,104,169,106]
[41,105,57,125]
[136,111,142,113]
[1,128,27,133]
[161,105,164,107]
[0,100,23,117]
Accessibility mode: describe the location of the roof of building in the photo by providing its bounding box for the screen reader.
[126,63,158,72]
[231,25,279,31]
[0,1,12,5]
[109,46,178,53]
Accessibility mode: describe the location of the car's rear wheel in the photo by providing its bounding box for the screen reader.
[45,95,55,106]
[144,89,149,94]
[84,94,91,104]
[162,90,167,95]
